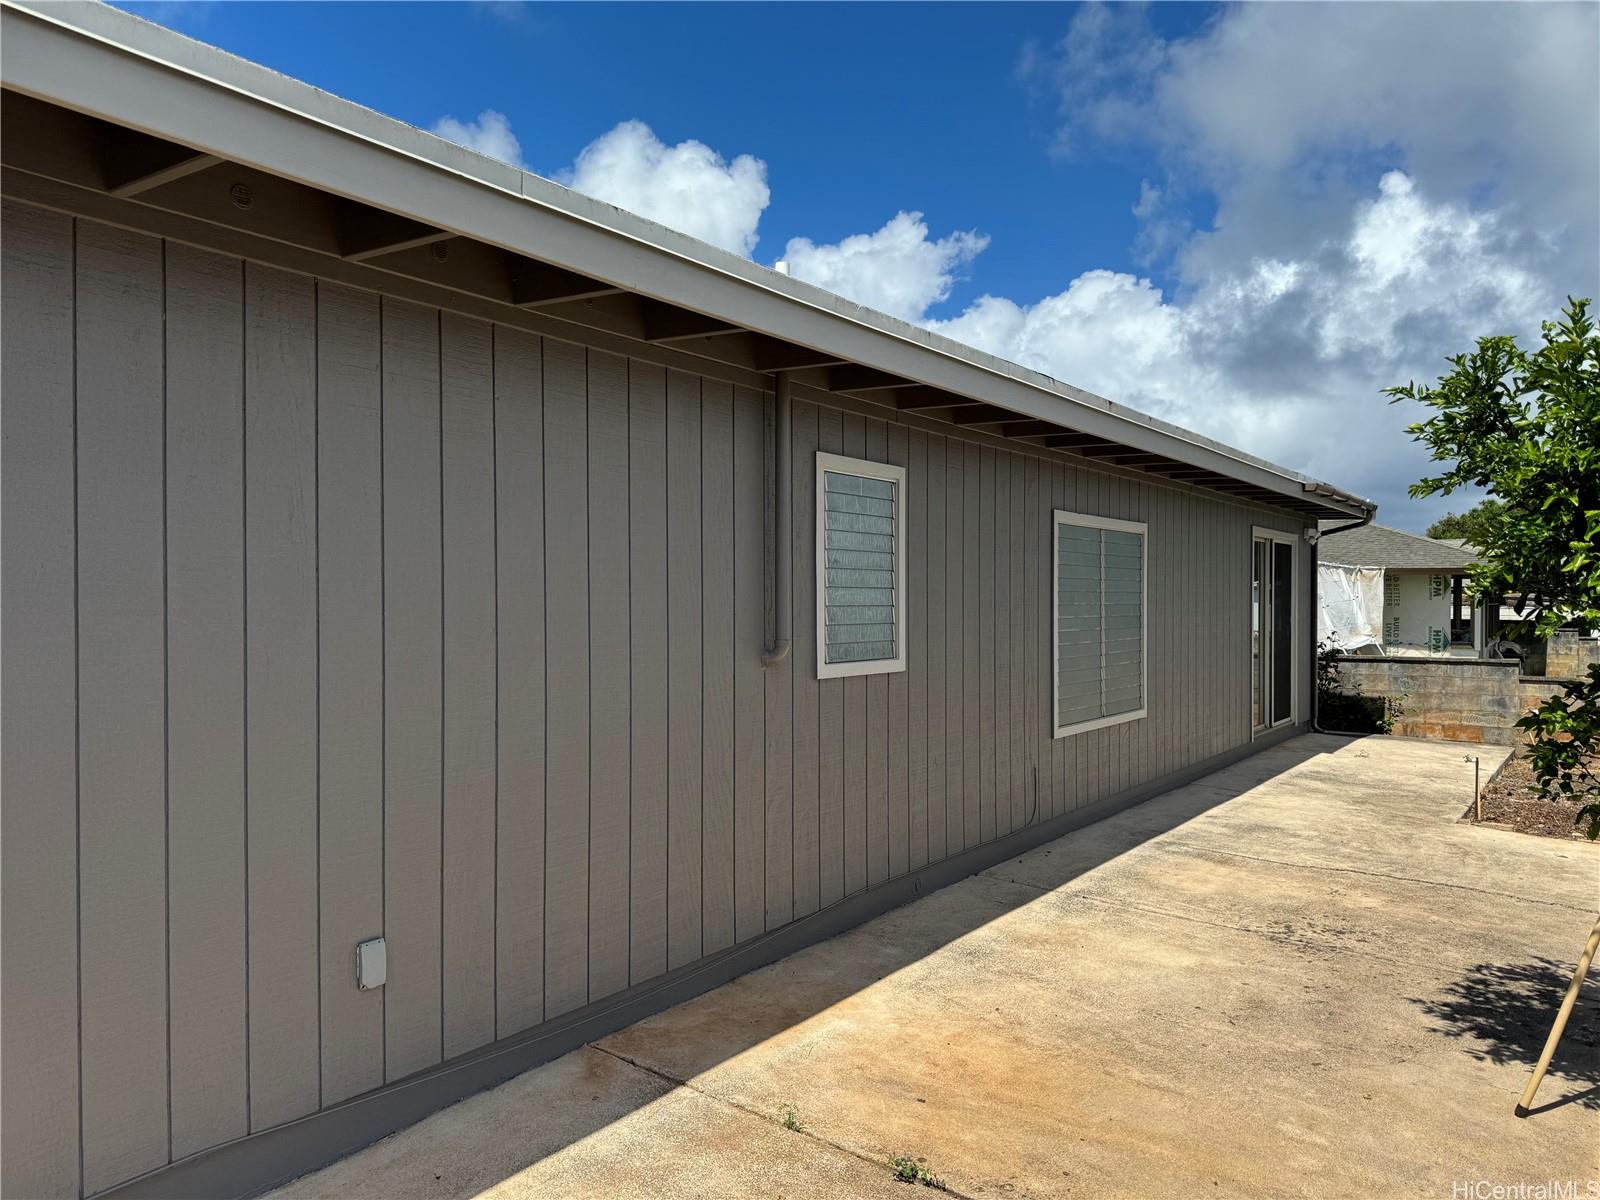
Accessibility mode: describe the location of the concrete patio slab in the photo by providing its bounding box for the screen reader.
[268,735,1599,1199]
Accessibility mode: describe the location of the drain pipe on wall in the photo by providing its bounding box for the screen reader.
[762,372,793,667]
[1310,508,1376,736]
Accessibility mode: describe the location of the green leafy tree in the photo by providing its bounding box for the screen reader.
[1519,665,1600,839]
[1425,499,1503,546]
[1391,297,1600,838]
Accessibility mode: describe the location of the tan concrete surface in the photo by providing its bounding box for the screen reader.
[270,735,1600,1199]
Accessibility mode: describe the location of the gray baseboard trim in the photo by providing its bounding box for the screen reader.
[97,724,1304,1200]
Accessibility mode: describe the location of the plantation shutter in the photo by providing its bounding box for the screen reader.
[1102,529,1144,716]
[1056,523,1103,727]
[1056,516,1144,730]
[822,470,898,664]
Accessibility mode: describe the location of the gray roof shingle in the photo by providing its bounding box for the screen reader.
[1318,522,1480,570]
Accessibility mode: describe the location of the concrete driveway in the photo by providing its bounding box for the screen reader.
[271,735,1599,1199]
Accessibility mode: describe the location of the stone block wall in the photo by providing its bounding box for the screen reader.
[1330,656,1524,744]
[1544,630,1600,679]
[1520,675,1584,716]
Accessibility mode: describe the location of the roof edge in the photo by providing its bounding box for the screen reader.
[2,0,1376,519]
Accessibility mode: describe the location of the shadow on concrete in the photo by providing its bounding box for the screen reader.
[1411,956,1600,1111]
[265,736,1349,1199]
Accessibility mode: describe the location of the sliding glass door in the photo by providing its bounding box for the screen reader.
[1253,529,1297,730]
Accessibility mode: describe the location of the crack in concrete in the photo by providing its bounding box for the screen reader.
[965,873,1439,972]
[1061,893,1436,972]
[981,841,1591,916]
[1158,843,1593,914]
[588,1043,976,1199]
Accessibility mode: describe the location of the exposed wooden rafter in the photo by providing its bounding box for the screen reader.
[1043,433,1119,451]
[828,364,910,392]
[892,389,979,413]
[504,258,625,307]
[106,149,221,198]
[337,205,453,262]
[750,340,853,372]
[991,419,1060,438]
[98,123,222,198]
[949,405,1018,426]
[1105,453,1177,468]
[642,301,742,343]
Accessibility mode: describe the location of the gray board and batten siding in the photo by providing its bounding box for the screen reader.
[2,197,1316,1199]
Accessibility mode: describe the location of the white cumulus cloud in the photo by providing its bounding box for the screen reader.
[933,269,1198,407]
[563,120,770,256]
[997,1,1596,526]
[429,113,769,256]
[430,109,523,167]
[928,171,1556,522]
[780,213,988,323]
[426,0,1594,529]
[1024,1,1597,286]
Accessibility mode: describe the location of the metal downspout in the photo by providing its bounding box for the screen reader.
[1311,508,1375,735]
[762,372,793,667]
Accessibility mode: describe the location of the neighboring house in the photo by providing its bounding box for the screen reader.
[1331,529,1600,675]
[1437,540,1599,677]
[0,5,1373,1198]
[1317,522,1483,656]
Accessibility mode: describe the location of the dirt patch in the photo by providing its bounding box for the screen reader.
[1470,756,1594,841]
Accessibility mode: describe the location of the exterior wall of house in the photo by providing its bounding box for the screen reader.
[1382,570,1461,654]
[2,199,1313,1199]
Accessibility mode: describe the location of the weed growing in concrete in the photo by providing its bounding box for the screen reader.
[889,1154,944,1188]
[780,1103,804,1132]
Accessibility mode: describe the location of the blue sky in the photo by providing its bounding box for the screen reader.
[118,2,1212,310]
[116,2,1598,532]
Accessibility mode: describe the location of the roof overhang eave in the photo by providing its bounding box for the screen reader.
[1,0,1376,521]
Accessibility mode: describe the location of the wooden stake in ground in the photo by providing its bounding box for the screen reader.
[1515,913,1600,1116]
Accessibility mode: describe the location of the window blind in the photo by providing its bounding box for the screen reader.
[1056,516,1145,731]
[822,470,898,664]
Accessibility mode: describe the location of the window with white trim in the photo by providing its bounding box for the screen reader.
[1054,510,1147,736]
[816,452,906,679]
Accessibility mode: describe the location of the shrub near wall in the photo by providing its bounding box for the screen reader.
[1316,646,1403,735]
[1318,690,1397,735]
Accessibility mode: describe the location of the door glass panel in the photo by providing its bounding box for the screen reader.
[1252,541,1265,728]
[1253,535,1295,729]
[1271,540,1294,724]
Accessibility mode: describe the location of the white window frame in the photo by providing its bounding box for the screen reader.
[1052,510,1148,738]
[1251,525,1302,734]
[816,451,907,680]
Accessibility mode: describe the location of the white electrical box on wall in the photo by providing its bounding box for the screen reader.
[355,937,386,990]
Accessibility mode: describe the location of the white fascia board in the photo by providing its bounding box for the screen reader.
[2,0,1374,519]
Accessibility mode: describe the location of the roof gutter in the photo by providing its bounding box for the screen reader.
[1302,480,1376,523]
[1316,514,1376,539]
